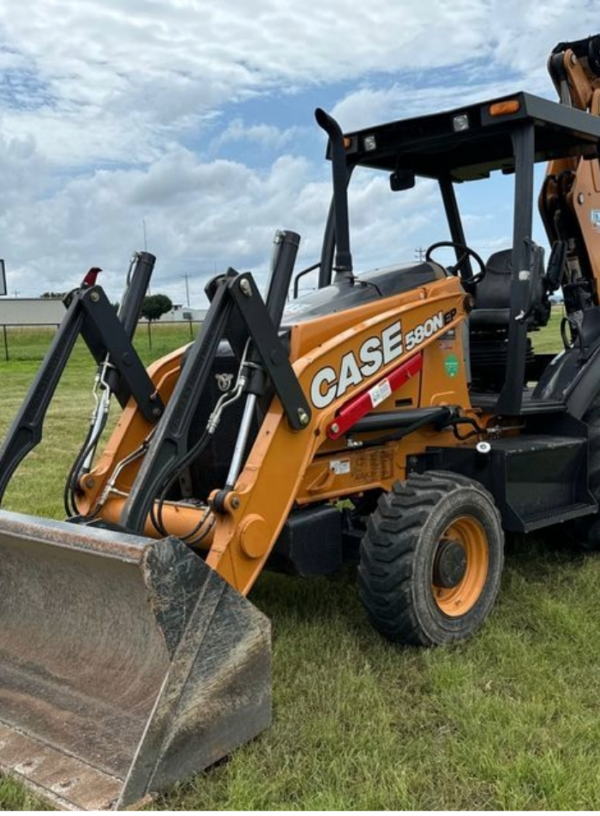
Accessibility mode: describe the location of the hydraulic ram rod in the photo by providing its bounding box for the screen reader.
[224,230,301,490]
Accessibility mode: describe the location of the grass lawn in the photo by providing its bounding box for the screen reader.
[2,310,600,810]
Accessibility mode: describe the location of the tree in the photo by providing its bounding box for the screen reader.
[141,293,172,322]
[41,291,66,298]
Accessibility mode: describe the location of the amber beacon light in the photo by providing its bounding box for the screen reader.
[489,99,521,116]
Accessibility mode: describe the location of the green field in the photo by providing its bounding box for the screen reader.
[2,313,600,810]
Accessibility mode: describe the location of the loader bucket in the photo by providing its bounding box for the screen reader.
[0,510,271,811]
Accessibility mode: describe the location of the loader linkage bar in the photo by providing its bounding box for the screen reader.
[0,263,164,505]
[121,261,312,533]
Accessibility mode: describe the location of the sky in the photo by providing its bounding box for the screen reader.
[0,0,598,307]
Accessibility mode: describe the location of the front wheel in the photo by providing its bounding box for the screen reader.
[358,471,504,646]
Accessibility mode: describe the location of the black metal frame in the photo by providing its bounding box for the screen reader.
[439,174,473,279]
[496,123,536,415]
[316,99,585,416]
[408,412,596,533]
[121,263,312,533]
[0,258,163,504]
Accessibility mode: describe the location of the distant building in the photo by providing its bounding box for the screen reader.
[0,297,66,325]
[0,297,207,326]
[143,304,207,323]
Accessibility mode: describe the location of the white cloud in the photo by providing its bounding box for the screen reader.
[2,0,585,166]
[212,118,299,151]
[0,0,596,304]
[0,145,331,301]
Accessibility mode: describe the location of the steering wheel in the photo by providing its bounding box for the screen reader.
[425,241,486,286]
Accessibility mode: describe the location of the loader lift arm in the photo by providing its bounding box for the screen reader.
[121,247,312,533]
[0,252,163,505]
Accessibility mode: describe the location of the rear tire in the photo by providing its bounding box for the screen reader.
[358,471,504,646]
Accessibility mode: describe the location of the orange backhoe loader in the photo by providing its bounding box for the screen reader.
[1,34,600,810]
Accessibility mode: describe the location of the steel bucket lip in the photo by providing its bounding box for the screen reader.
[0,516,272,810]
[0,509,154,562]
[0,719,126,811]
[0,524,174,784]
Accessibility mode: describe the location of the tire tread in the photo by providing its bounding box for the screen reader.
[358,471,502,646]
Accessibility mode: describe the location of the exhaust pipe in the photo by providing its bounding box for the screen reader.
[315,108,353,279]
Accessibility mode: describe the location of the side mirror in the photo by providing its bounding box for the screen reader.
[390,168,415,192]
[546,240,567,291]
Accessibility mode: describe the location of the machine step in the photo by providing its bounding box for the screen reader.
[417,434,597,534]
[521,501,596,532]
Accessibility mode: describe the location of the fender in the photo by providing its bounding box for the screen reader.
[533,340,600,418]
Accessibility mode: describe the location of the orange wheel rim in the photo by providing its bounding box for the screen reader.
[431,516,488,617]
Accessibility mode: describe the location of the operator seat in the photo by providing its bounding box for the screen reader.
[468,245,550,391]
[468,246,550,330]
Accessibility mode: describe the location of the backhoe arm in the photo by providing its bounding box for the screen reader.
[540,35,600,310]
[548,35,600,110]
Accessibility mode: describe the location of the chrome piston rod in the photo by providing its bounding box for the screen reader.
[223,230,300,491]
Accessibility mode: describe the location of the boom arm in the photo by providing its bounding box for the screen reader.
[540,36,600,311]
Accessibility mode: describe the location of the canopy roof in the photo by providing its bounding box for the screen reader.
[342,92,600,181]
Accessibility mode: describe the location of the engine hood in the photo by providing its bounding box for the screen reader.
[281,260,443,327]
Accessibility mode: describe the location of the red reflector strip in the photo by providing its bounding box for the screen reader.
[327,352,423,440]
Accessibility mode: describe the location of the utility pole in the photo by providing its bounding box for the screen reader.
[414,247,426,262]
[183,273,190,307]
